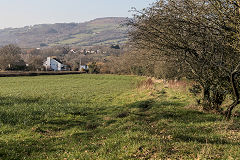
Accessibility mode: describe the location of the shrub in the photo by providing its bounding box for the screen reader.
[189,84,202,96]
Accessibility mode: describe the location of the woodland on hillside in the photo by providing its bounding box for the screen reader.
[0,17,127,48]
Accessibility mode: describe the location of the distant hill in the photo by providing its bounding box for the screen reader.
[0,17,128,48]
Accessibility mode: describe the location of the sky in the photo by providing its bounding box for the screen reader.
[0,0,156,29]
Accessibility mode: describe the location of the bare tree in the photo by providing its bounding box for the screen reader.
[128,0,240,119]
[0,44,25,70]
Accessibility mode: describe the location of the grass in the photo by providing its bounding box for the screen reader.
[0,74,240,159]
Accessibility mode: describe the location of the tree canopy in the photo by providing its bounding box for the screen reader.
[128,0,240,119]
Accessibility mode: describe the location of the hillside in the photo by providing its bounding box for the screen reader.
[0,17,128,48]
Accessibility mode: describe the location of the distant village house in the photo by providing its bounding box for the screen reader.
[43,57,69,71]
[80,65,88,70]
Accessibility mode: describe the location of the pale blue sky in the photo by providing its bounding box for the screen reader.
[0,0,156,29]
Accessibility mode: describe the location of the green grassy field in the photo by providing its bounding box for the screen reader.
[0,74,239,159]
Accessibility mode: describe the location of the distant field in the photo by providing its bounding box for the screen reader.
[0,74,239,159]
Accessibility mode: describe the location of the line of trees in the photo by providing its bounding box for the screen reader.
[0,44,26,70]
[126,0,240,119]
[0,44,125,72]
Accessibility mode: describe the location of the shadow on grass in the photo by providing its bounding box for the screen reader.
[157,100,186,107]
[44,118,100,131]
[0,138,57,160]
[128,99,154,112]
[0,96,41,106]
[128,99,219,123]
[174,134,239,145]
[0,96,50,125]
[150,100,222,123]
[0,131,97,160]
[0,110,48,125]
[127,99,237,146]
[1,98,239,159]
[0,96,90,126]
[157,109,219,123]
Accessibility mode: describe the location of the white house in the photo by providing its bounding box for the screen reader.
[80,65,88,70]
[43,57,65,71]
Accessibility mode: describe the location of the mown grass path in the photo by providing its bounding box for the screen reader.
[0,75,239,159]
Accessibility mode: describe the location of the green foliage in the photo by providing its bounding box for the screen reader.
[131,66,145,76]
[88,62,100,74]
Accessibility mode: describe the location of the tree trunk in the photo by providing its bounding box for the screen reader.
[202,86,211,110]
[226,71,239,120]
[212,90,225,114]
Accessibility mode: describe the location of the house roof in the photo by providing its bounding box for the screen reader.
[52,58,63,64]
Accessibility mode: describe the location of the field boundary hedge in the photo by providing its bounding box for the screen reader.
[0,71,85,77]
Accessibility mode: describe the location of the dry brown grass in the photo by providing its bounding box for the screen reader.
[184,104,203,112]
[166,80,192,90]
[137,78,155,89]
